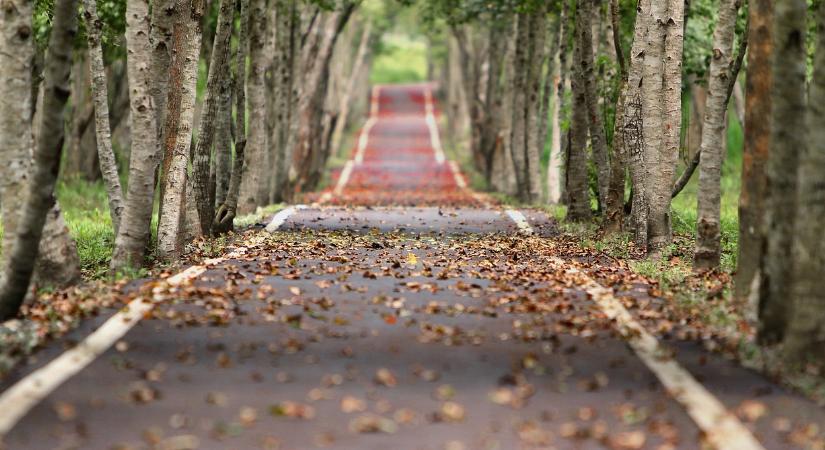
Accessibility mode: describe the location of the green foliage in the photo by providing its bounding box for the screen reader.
[55,178,116,279]
[370,33,428,83]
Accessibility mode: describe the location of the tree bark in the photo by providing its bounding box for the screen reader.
[579,0,610,209]
[627,0,651,248]
[548,0,571,205]
[758,0,807,344]
[288,5,356,197]
[192,0,233,236]
[694,0,741,270]
[269,0,298,203]
[214,72,233,206]
[0,0,78,318]
[82,0,125,234]
[642,0,684,257]
[111,0,159,271]
[65,52,101,181]
[603,0,627,233]
[236,0,268,213]
[330,20,372,157]
[213,0,250,234]
[567,7,592,222]
[782,0,825,366]
[478,21,509,185]
[150,0,176,135]
[0,0,35,266]
[156,0,205,260]
[735,0,773,314]
[509,13,531,202]
[524,12,548,203]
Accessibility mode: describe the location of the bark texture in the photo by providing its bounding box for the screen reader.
[759,0,807,343]
[111,0,158,271]
[735,0,773,312]
[213,0,249,234]
[567,6,592,222]
[237,0,267,214]
[192,0,233,235]
[626,0,651,249]
[0,0,77,318]
[156,0,205,260]
[694,0,741,270]
[783,0,825,365]
[603,0,627,233]
[82,0,124,234]
[579,0,610,209]
[0,0,35,266]
[330,20,372,157]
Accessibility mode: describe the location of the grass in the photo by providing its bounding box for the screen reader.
[1,177,281,282]
[0,178,116,280]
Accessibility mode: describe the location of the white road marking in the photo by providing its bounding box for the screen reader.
[447,161,467,188]
[369,85,381,118]
[353,117,377,165]
[264,204,308,233]
[502,213,765,450]
[334,161,355,196]
[504,209,535,235]
[423,87,446,165]
[354,86,380,166]
[0,248,247,437]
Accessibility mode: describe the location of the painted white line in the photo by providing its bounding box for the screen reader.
[334,161,355,196]
[369,85,381,118]
[265,204,308,233]
[0,298,153,435]
[447,161,467,189]
[353,117,377,165]
[354,85,381,166]
[503,213,765,450]
[505,209,535,235]
[0,248,247,437]
[423,87,446,165]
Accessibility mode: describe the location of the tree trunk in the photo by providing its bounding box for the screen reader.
[150,0,176,135]
[288,5,356,197]
[548,0,570,205]
[579,0,610,209]
[192,0,233,236]
[651,0,684,254]
[236,0,268,214]
[567,7,592,222]
[156,0,205,260]
[31,64,81,290]
[33,205,81,289]
[626,0,651,248]
[758,0,807,344]
[111,0,159,271]
[0,0,77,318]
[782,0,825,366]
[735,0,773,316]
[0,0,35,267]
[214,75,233,206]
[509,13,531,201]
[524,12,548,203]
[693,0,740,270]
[330,21,372,157]
[603,0,627,233]
[478,21,509,183]
[65,52,101,181]
[82,0,124,234]
[213,0,250,234]
[269,0,298,204]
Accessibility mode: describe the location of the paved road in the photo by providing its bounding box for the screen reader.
[2,84,824,450]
